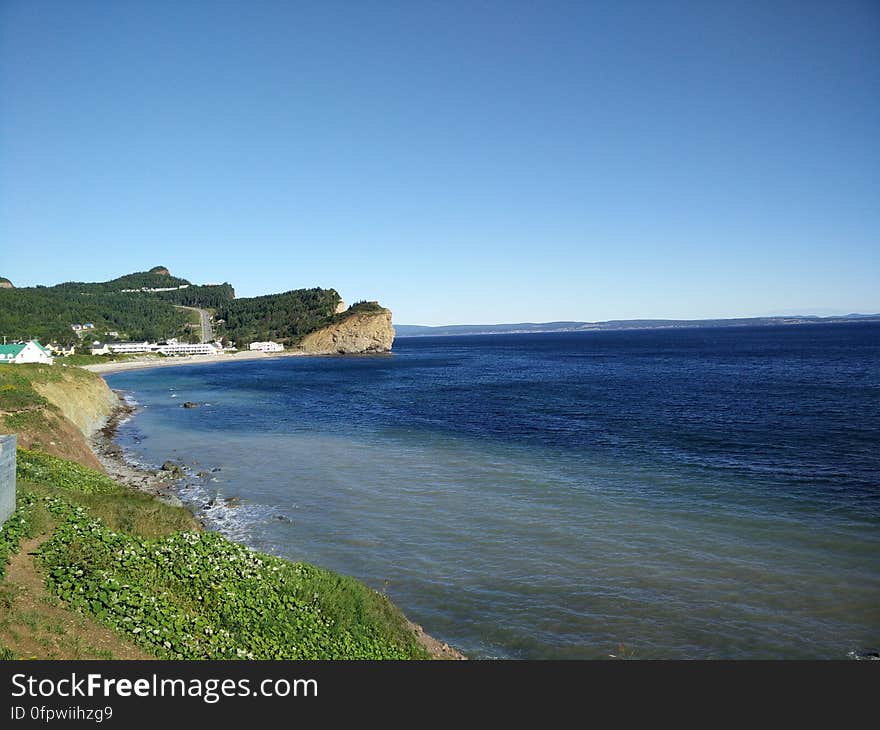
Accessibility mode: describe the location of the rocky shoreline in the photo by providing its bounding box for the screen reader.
[89,394,187,508]
[90,390,465,660]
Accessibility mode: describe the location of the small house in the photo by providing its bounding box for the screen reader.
[50,343,76,357]
[0,341,54,365]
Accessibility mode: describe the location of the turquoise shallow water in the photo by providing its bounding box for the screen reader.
[107,324,880,658]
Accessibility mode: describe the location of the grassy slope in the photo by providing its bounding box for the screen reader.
[0,369,429,660]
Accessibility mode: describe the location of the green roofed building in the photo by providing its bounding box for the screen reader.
[0,340,54,365]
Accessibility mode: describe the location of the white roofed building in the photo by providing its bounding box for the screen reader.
[108,341,160,354]
[157,342,221,356]
[0,341,54,365]
[249,341,284,352]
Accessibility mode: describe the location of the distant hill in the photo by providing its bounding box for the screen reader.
[396,314,880,337]
[0,267,365,348]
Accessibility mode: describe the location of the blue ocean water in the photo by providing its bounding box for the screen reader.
[106,323,880,659]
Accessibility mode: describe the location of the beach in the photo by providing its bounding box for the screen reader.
[81,349,309,375]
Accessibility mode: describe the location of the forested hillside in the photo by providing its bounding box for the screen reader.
[215,288,341,345]
[0,288,193,344]
[0,268,356,348]
[153,284,236,309]
[49,267,191,294]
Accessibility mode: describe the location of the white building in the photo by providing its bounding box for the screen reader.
[249,341,284,352]
[108,341,160,354]
[157,342,220,356]
[120,284,189,293]
[0,341,54,365]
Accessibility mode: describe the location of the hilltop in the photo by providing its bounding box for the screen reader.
[0,267,392,352]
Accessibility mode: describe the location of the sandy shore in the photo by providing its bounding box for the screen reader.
[81,349,308,375]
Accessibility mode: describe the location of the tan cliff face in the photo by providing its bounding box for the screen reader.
[297,308,395,354]
[33,373,119,439]
[2,368,119,471]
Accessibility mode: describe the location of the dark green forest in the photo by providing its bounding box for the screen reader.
[0,268,348,348]
[153,284,236,309]
[215,288,341,345]
[49,270,192,294]
[0,288,193,344]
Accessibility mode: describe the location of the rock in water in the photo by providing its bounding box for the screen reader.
[182,401,199,408]
[161,461,184,476]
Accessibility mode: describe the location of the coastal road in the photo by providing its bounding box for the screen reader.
[174,305,213,343]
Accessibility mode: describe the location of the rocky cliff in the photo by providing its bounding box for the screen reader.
[1,366,119,471]
[33,372,119,439]
[297,307,395,354]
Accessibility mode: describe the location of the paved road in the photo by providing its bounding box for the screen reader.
[174,306,213,343]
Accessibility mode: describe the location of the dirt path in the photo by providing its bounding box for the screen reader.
[0,533,153,660]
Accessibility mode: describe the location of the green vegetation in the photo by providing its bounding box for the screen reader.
[0,287,192,344]
[0,371,50,412]
[16,449,121,495]
[17,452,198,540]
[0,365,96,453]
[0,363,90,412]
[0,493,37,581]
[0,268,238,345]
[336,300,387,318]
[50,270,189,293]
[10,451,427,660]
[0,267,363,349]
[0,345,429,661]
[155,283,236,309]
[215,287,342,347]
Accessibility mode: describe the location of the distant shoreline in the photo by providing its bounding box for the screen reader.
[395,316,880,338]
[80,349,309,375]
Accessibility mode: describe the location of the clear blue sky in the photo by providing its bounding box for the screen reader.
[1,1,878,325]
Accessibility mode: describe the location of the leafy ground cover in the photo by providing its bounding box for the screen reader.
[0,492,38,580]
[7,450,428,660]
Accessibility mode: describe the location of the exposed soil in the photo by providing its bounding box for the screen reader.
[1,407,106,472]
[0,533,152,660]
